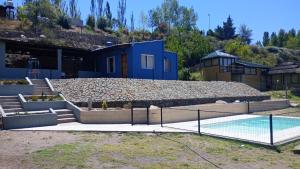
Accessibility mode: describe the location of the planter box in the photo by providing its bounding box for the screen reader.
[3,113,57,129]
[22,100,66,111]
[0,85,34,95]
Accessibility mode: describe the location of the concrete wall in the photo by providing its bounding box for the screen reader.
[80,108,148,124]
[79,100,290,124]
[3,112,57,129]
[0,85,34,95]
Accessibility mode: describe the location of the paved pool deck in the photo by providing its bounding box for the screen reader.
[14,115,300,145]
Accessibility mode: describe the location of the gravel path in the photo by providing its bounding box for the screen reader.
[50,78,267,103]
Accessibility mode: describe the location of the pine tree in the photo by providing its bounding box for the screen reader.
[262,32,270,46]
[270,32,278,46]
[223,16,236,40]
[278,29,286,47]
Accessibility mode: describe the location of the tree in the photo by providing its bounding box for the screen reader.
[86,15,95,29]
[97,17,107,30]
[262,32,270,46]
[238,24,252,44]
[104,1,112,29]
[117,0,127,29]
[179,7,197,31]
[69,0,81,19]
[222,16,236,40]
[206,29,214,36]
[140,11,148,38]
[214,26,224,40]
[270,32,278,46]
[130,12,134,32]
[277,29,287,47]
[90,0,96,28]
[288,28,296,38]
[97,0,104,18]
[148,10,159,32]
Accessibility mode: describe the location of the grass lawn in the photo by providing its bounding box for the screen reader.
[265,90,300,104]
[29,132,300,169]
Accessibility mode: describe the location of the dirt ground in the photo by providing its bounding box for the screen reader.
[0,130,299,169]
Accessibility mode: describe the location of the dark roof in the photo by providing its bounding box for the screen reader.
[201,50,239,60]
[235,60,269,69]
[92,43,131,53]
[268,62,300,74]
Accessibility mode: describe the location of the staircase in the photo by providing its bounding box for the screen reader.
[31,79,53,95]
[56,109,77,124]
[0,96,24,115]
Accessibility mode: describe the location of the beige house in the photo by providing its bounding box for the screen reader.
[199,51,269,90]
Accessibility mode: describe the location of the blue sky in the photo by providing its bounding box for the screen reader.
[3,0,300,43]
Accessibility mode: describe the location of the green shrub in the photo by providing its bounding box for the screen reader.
[31,96,38,102]
[48,96,54,101]
[3,80,13,85]
[16,80,29,85]
[101,101,108,110]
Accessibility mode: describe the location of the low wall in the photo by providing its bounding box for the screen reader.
[80,100,290,124]
[0,85,34,95]
[80,108,148,124]
[3,112,57,129]
[75,95,271,108]
[19,94,66,111]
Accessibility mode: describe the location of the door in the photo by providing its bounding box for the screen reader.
[62,56,80,78]
[121,54,128,78]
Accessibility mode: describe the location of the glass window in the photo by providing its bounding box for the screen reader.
[212,59,219,66]
[204,60,211,67]
[141,54,154,69]
[164,58,171,72]
[291,74,299,84]
[245,67,256,75]
[107,56,115,73]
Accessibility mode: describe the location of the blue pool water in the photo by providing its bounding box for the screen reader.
[201,116,300,132]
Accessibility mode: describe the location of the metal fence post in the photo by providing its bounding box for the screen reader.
[147,106,149,125]
[131,106,133,126]
[160,106,163,127]
[247,101,250,114]
[198,109,201,135]
[269,114,274,145]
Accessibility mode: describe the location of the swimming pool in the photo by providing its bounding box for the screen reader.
[201,116,300,132]
[165,115,300,145]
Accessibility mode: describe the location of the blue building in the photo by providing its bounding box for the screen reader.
[0,39,178,80]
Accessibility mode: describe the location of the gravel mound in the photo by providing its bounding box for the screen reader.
[50,78,268,103]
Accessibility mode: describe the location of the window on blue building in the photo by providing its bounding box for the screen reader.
[107,56,115,73]
[141,54,154,69]
[164,58,171,72]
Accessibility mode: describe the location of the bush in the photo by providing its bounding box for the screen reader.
[57,15,71,29]
[190,71,204,81]
[31,96,38,102]
[101,101,108,110]
[86,15,95,30]
[16,80,29,85]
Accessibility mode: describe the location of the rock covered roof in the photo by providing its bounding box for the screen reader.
[268,62,300,74]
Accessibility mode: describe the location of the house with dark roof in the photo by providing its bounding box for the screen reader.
[199,50,269,90]
[0,39,178,80]
[268,62,300,90]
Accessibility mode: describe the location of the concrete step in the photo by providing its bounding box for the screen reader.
[55,109,73,115]
[0,102,21,106]
[58,114,74,119]
[58,117,76,124]
[2,105,22,109]
[3,108,24,113]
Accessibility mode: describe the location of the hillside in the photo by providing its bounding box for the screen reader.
[0,20,119,50]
